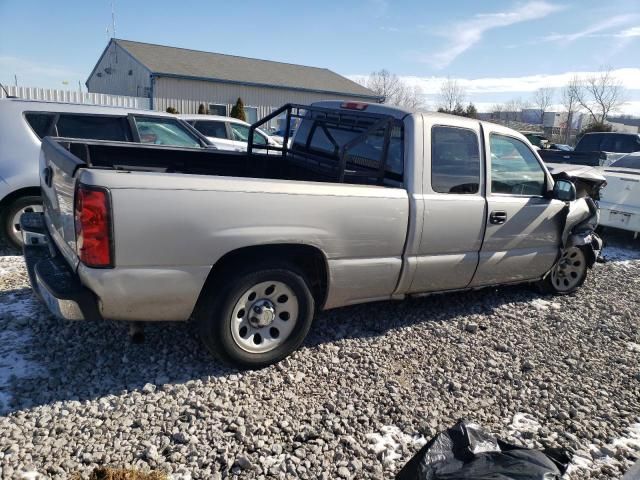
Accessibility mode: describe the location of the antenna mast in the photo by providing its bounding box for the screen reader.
[111,0,116,38]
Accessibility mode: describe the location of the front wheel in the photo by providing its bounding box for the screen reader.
[1,196,43,249]
[537,246,588,294]
[197,264,315,368]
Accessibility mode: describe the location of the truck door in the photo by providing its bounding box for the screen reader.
[469,127,565,286]
[408,119,486,293]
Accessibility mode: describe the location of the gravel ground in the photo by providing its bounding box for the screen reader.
[0,231,639,479]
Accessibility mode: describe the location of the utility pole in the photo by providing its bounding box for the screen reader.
[14,74,18,88]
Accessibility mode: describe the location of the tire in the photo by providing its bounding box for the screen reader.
[1,196,43,249]
[536,246,589,295]
[196,263,315,368]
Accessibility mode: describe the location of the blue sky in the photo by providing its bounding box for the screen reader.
[1,0,639,113]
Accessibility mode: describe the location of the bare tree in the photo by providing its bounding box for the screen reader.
[362,69,424,108]
[574,68,625,125]
[438,77,466,112]
[532,87,554,124]
[503,98,529,122]
[561,76,581,143]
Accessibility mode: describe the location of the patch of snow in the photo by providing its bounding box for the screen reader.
[0,260,45,415]
[612,422,640,452]
[530,299,552,310]
[509,412,542,434]
[18,472,46,480]
[566,422,640,477]
[366,425,427,466]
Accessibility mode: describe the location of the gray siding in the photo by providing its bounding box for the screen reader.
[153,77,366,115]
[87,43,151,98]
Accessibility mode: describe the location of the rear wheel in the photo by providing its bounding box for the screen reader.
[1,196,43,249]
[197,263,315,368]
[537,246,588,294]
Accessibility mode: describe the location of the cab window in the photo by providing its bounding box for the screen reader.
[133,116,201,148]
[193,120,228,139]
[490,134,546,196]
[431,126,480,194]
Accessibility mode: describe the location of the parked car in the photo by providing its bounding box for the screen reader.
[521,132,549,149]
[22,101,602,368]
[270,127,297,146]
[180,114,280,152]
[0,98,212,247]
[549,143,573,151]
[539,132,640,166]
[599,152,640,235]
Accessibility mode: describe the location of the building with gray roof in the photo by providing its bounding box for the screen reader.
[87,39,380,122]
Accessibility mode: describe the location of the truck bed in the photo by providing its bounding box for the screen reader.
[47,137,402,188]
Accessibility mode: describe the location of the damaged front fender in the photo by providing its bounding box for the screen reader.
[561,196,602,267]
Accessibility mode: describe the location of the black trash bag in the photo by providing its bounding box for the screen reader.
[396,420,570,480]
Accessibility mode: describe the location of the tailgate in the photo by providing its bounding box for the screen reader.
[40,137,87,270]
[602,169,640,209]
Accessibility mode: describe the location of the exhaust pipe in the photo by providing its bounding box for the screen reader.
[128,322,145,344]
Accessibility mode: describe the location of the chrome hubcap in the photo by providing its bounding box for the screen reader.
[231,280,298,353]
[9,203,43,245]
[551,247,585,292]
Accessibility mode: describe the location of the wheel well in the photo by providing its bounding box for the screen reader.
[0,187,42,210]
[195,244,329,314]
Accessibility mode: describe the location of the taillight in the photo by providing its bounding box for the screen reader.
[75,184,113,268]
[341,102,368,111]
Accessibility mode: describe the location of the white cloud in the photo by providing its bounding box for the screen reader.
[617,26,640,38]
[417,1,564,69]
[348,68,640,114]
[349,68,640,95]
[544,15,639,42]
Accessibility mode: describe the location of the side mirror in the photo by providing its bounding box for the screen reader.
[553,179,576,201]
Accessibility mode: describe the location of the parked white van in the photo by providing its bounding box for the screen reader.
[0,99,212,247]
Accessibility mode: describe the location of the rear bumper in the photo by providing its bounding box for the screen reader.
[21,212,102,321]
[599,202,640,233]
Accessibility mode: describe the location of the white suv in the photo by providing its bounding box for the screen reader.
[180,114,280,152]
[0,99,211,247]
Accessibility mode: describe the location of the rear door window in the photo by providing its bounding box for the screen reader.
[431,126,480,194]
[55,114,130,141]
[577,134,602,151]
[193,120,228,139]
[230,123,267,146]
[24,112,56,138]
[133,116,202,148]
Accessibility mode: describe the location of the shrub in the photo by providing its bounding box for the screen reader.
[230,97,246,121]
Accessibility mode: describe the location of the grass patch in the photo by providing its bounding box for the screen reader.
[71,467,168,480]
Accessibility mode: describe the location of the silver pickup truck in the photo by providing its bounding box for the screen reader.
[22,101,602,367]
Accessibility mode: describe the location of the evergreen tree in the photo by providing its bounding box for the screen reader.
[197,103,207,114]
[465,103,478,119]
[230,98,246,121]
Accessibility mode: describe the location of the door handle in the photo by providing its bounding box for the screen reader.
[489,210,507,224]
